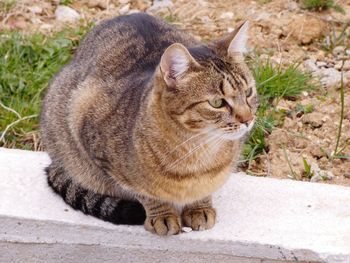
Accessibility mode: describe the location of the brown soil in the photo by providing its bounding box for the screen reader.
[1,0,349,186]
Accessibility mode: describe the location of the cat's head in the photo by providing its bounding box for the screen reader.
[157,21,258,140]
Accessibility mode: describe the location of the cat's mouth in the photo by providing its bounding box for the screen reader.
[222,118,255,141]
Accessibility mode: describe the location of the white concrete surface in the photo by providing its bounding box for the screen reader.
[0,148,350,263]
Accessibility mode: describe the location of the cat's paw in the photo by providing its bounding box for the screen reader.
[144,214,181,236]
[182,207,216,231]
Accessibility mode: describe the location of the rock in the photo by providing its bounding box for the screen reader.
[344,173,350,179]
[128,9,140,14]
[181,227,192,233]
[318,68,342,88]
[303,59,318,72]
[283,117,294,129]
[285,1,299,11]
[119,4,130,15]
[310,145,325,159]
[87,0,108,9]
[315,50,325,61]
[148,0,173,12]
[219,12,234,20]
[332,46,345,56]
[316,61,327,68]
[285,17,326,45]
[28,6,43,14]
[334,61,342,70]
[302,112,324,128]
[342,60,350,71]
[55,6,81,23]
[310,163,334,182]
[7,16,27,30]
[294,139,308,149]
[119,0,129,4]
[253,11,271,21]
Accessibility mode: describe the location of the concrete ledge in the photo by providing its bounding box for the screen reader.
[0,148,350,263]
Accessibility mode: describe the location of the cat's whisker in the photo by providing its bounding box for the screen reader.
[162,128,212,158]
[196,134,226,170]
[167,133,222,171]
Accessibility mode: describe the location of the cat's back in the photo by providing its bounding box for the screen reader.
[73,13,197,78]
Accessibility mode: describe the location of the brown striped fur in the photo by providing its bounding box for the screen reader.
[41,13,258,235]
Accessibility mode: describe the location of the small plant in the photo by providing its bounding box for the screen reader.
[302,157,314,179]
[300,0,345,13]
[323,21,350,53]
[242,58,315,164]
[331,68,350,159]
[60,0,73,6]
[0,0,16,13]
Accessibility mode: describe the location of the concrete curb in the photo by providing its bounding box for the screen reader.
[0,148,349,263]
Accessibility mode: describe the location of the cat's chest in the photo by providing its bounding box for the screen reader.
[151,166,231,204]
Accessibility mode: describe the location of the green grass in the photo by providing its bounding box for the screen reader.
[243,58,316,168]
[0,26,90,149]
[300,0,345,13]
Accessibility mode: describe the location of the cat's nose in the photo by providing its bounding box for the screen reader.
[234,106,253,126]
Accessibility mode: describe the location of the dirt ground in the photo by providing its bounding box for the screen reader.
[1,0,349,185]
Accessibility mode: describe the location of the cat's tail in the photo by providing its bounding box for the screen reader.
[45,163,146,225]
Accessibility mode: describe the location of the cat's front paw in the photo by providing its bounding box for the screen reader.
[182,207,216,231]
[144,214,181,236]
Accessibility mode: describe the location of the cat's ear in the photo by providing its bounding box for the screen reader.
[160,43,198,87]
[214,20,249,57]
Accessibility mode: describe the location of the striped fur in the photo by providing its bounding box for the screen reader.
[45,164,146,225]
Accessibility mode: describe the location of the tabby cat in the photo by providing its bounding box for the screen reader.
[41,13,258,236]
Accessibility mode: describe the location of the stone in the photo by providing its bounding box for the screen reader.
[285,16,326,45]
[87,0,108,10]
[55,5,81,23]
[342,60,350,71]
[303,59,318,72]
[28,6,43,14]
[332,46,346,56]
[219,12,234,20]
[315,50,325,61]
[318,68,342,88]
[285,1,299,11]
[148,0,173,12]
[310,145,325,159]
[316,61,327,68]
[302,112,324,128]
[310,162,334,182]
[118,4,130,15]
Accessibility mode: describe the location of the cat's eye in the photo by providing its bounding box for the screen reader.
[245,87,253,97]
[209,98,225,108]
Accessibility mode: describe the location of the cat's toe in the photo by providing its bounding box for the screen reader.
[182,207,216,231]
[144,214,181,236]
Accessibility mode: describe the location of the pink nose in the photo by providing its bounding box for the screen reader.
[234,106,253,124]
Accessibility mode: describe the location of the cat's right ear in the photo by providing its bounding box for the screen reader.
[160,43,197,87]
[213,20,249,57]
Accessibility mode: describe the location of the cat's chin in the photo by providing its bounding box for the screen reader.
[222,120,255,141]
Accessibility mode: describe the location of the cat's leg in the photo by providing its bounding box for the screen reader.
[139,197,181,236]
[182,196,216,231]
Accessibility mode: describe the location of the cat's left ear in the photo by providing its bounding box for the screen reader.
[213,20,250,57]
[160,43,199,87]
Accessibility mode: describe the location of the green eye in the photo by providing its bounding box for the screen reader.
[245,87,253,97]
[209,98,225,108]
